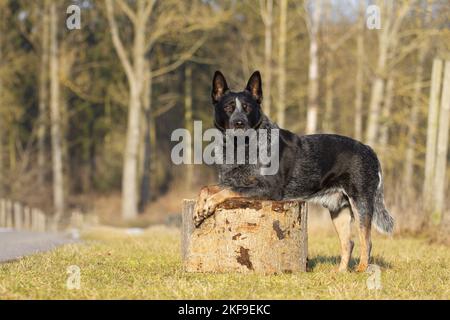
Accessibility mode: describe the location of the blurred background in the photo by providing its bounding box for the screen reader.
[0,0,449,240]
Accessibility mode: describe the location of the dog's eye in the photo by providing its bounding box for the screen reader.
[224,104,234,113]
[243,104,251,112]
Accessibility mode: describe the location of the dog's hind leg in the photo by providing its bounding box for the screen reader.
[330,207,354,272]
[348,198,372,272]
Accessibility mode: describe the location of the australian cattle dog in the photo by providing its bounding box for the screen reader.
[194,71,394,272]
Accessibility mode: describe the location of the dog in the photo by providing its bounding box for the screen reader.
[194,70,394,272]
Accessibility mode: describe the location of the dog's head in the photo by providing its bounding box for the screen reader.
[211,71,263,132]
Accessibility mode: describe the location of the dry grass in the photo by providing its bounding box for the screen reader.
[0,226,449,299]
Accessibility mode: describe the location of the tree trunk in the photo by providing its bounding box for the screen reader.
[366,0,409,146]
[122,80,142,219]
[184,63,194,190]
[306,0,321,134]
[379,77,394,152]
[0,9,3,196]
[403,5,430,193]
[354,1,364,141]
[139,67,152,213]
[38,0,50,187]
[182,198,308,274]
[423,59,443,209]
[432,60,450,225]
[49,2,65,221]
[276,0,287,128]
[323,0,333,133]
[366,37,387,145]
[123,22,145,219]
[366,0,389,146]
[149,107,157,197]
[106,0,147,220]
[323,56,333,132]
[262,0,273,117]
[403,49,426,192]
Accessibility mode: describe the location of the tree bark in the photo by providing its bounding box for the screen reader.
[432,60,450,225]
[106,0,147,220]
[49,2,65,221]
[38,0,50,187]
[276,0,287,128]
[423,59,443,209]
[122,81,142,219]
[379,77,394,152]
[403,4,430,193]
[138,66,152,213]
[306,0,321,134]
[0,7,3,196]
[366,1,410,146]
[261,0,273,117]
[184,63,194,190]
[403,48,426,192]
[323,0,333,133]
[354,1,364,141]
[182,198,308,274]
[366,41,387,146]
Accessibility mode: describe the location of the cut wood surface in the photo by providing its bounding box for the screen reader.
[182,198,308,274]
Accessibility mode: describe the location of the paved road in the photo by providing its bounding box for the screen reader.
[0,228,78,263]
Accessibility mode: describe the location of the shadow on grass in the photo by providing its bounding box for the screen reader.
[307,255,392,271]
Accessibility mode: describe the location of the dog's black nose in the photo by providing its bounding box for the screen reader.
[234,120,245,128]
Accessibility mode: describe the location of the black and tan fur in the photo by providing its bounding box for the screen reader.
[194,71,394,272]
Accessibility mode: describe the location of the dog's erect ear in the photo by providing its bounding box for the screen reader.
[211,71,229,104]
[245,71,263,103]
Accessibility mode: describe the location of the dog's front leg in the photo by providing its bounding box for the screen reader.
[194,186,243,227]
[194,185,220,226]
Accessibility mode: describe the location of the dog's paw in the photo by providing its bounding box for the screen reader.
[193,201,206,227]
[333,265,349,273]
[193,187,209,227]
[193,204,204,227]
[355,263,368,273]
[202,197,218,220]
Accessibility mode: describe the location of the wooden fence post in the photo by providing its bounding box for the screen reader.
[13,202,23,230]
[0,199,6,227]
[0,198,96,232]
[5,200,13,228]
[40,210,47,232]
[31,209,38,231]
[23,206,32,230]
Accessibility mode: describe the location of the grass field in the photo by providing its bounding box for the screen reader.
[0,226,449,299]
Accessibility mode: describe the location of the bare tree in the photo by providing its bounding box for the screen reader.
[354,1,365,140]
[305,0,322,134]
[423,59,443,210]
[49,2,65,220]
[260,0,273,117]
[184,63,194,190]
[403,2,431,191]
[139,62,153,213]
[0,2,3,196]
[432,60,450,225]
[276,0,287,128]
[38,0,50,187]
[366,1,410,146]
[379,76,395,152]
[106,0,155,219]
[106,0,221,218]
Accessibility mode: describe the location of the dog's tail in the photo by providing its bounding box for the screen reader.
[373,169,394,235]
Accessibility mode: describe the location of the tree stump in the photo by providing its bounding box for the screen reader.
[182,198,308,274]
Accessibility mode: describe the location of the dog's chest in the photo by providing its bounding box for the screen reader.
[218,162,261,188]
